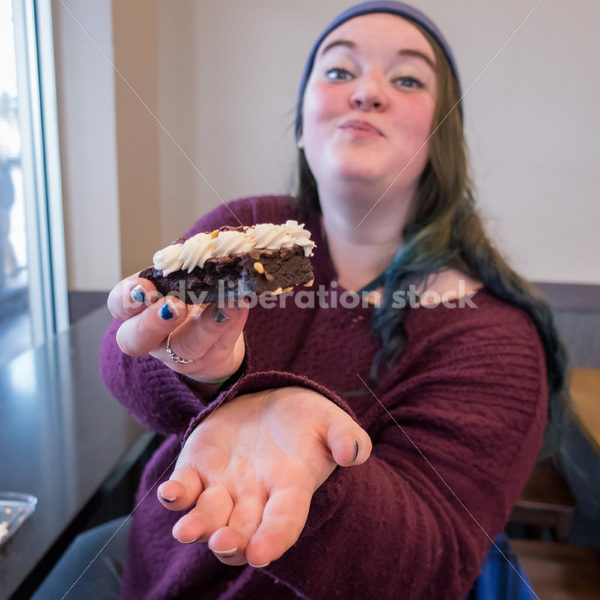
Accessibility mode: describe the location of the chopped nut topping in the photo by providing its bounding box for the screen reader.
[282,286,293,293]
[264,272,274,281]
[253,262,265,274]
[304,278,314,287]
[272,287,283,295]
[211,230,219,238]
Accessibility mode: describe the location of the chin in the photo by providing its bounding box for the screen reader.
[337,168,382,182]
[329,156,393,182]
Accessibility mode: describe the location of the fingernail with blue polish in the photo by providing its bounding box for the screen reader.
[213,309,229,323]
[131,285,146,304]
[352,440,359,462]
[161,496,176,504]
[159,300,179,321]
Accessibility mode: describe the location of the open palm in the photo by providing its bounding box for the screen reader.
[157,386,372,568]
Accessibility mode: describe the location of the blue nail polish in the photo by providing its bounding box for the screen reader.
[213,309,229,323]
[131,285,145,303]
[352,440,359,462]
[161,496,175,504]
[159,301,178,320]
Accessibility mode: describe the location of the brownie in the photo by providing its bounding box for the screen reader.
[140,226,314,304]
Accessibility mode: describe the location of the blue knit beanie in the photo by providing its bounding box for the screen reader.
[294,0,462,138]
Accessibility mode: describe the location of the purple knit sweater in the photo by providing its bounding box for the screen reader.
[99,195,547,600]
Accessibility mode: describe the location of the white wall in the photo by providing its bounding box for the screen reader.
[155,0,312,243]
[55,0,599,288]
[52,0,120,290]
[446,0,600,283]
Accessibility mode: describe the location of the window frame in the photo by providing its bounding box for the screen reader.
[12,0,69,343]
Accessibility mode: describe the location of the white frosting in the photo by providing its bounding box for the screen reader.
[153,244,184,276]
[211,230,255,257]
[180,233,214,272]
[282,220,316,257]
[153,222,316,274]
[249,224,295,250]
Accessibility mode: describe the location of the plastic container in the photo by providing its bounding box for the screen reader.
[0,492,38,546]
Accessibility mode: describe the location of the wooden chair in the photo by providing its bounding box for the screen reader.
[569,368,600,455]
[509,458,576,542]
[510,539,600,600]
[505,368,600,597]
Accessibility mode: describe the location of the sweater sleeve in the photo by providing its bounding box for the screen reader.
[98,196,298,434]
[183,370,357,442]
[232,305,548,600]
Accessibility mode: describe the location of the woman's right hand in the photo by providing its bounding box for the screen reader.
[107,273,249,383]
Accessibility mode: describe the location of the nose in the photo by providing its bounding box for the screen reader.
[349,71,388,112]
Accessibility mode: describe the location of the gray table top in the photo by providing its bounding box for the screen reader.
[0,307,149,600]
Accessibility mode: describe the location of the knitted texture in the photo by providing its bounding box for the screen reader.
[99,195,547,600]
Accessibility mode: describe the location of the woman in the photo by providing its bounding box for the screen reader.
[35,2,568,599]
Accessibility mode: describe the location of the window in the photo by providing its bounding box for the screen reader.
[0,0,68,364]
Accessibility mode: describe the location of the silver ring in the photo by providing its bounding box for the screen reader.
[165,330,194,365]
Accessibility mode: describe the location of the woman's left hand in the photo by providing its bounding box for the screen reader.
[157,386,372,567]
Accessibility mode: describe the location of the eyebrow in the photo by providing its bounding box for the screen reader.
[318,39,436,72]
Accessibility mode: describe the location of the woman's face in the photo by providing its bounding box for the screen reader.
[299,14,438,195]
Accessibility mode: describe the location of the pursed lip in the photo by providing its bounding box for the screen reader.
[339,119,384,136]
